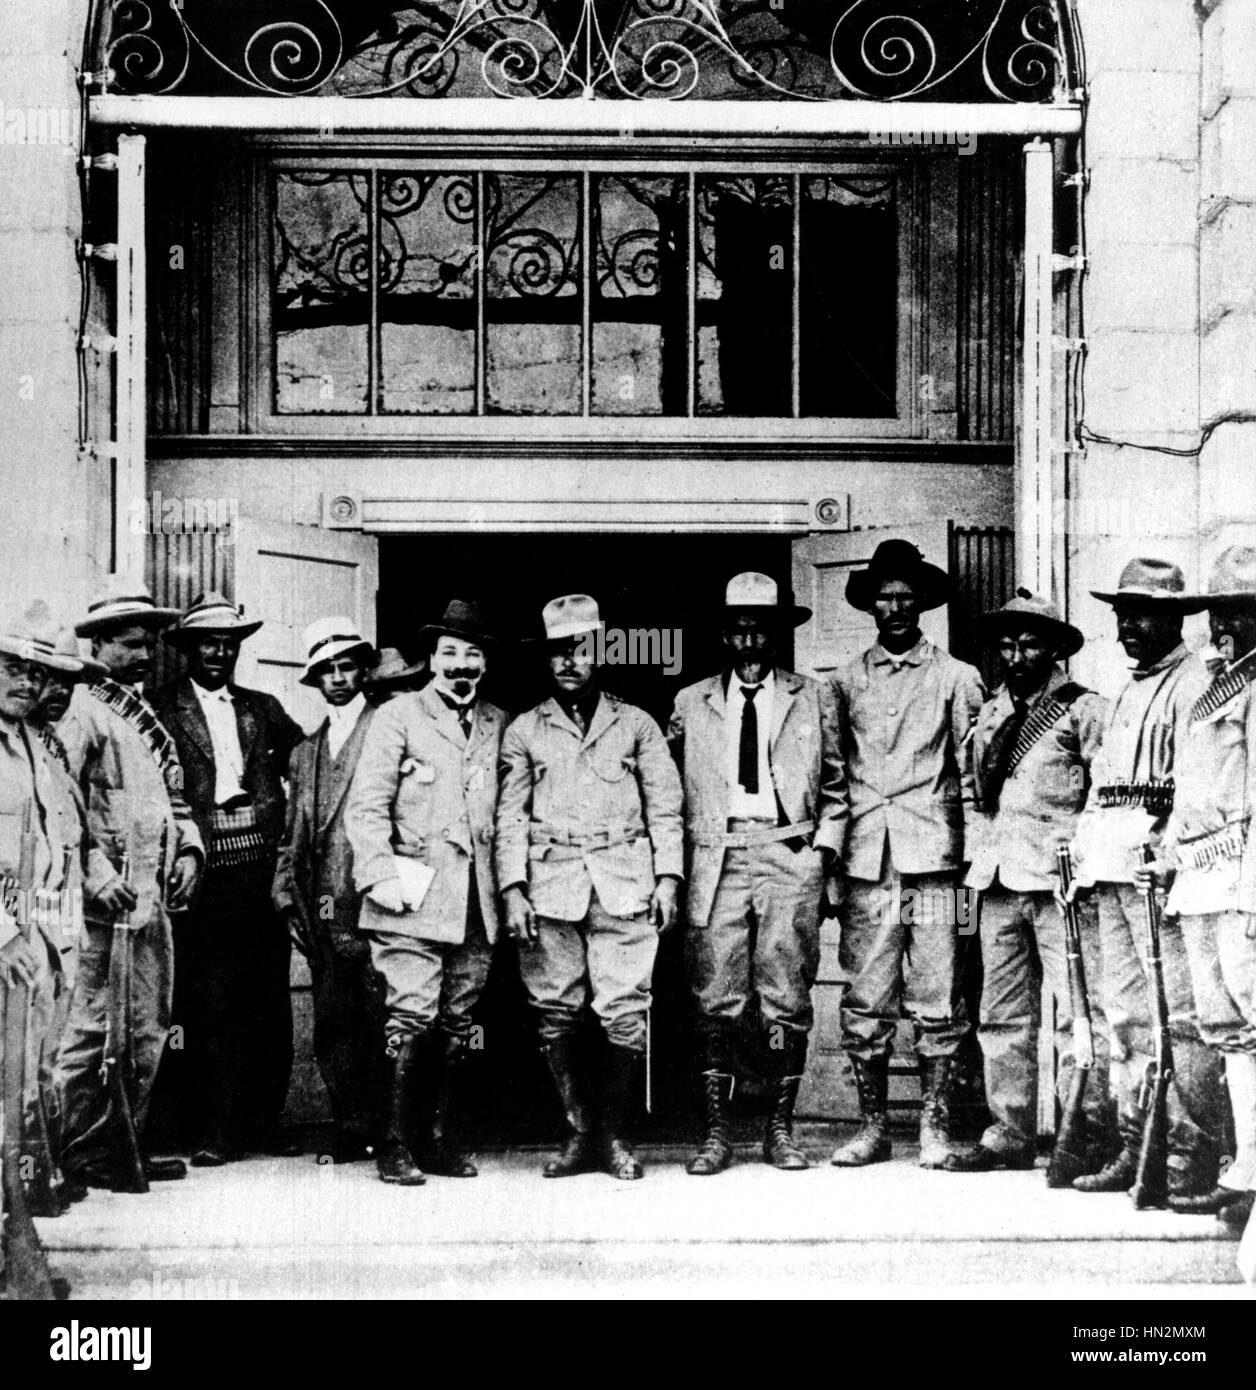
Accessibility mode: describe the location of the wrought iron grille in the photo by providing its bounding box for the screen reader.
[97,0,1079,102]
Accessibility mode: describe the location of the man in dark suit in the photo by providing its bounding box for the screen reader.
[273,617,386,1164]
[152,592,303,1166]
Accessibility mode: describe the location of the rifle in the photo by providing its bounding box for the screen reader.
[100,851,148,1195]
[1131,843,1173,1210]
[1046,846,1096,1188]
[1,802,59,1299]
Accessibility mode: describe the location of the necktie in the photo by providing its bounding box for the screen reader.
[456,703,473,740]
[738,685,760,793]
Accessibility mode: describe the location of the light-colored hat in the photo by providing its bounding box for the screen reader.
[722,571,811,626]
[1200,546,1256,605]
[163,591,263,649]
[538,594,604,644]
[983,588,1084,658]
[298,616,375,686]
[1,600,105,674]
[75,574,181,637]
[366,647,427,686]
[845,541,949,614]
[1090,557,1202,610]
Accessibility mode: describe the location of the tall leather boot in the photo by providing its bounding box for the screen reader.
[1074,1108,1142,1193]
[686,1070,735,1176]
[763,1032,809,1170]
[421,1033,477,1178]
[918,1057,958,1169]
[375,1037,426,1186]
[600,1042,644,1181]
[830,1055,892,1166]
[541,1036,596,1178]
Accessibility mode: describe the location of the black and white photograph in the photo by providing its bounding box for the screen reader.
[0,0,1254,1346]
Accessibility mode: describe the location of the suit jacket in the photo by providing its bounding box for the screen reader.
[152,679,303,853]
[346,684,505,943]
[272,704,375,956]
[668,668,847,929]
[496,692,684,923]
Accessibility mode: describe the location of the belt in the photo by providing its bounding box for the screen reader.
[1096,780,1175,816]
[529,825,643,850]
[1175,817,1250,871]
[693,819,814,850]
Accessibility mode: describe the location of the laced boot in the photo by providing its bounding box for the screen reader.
[541,1036,596,1178]
[830,1055,892,1166]
[421,1034,477,1178]
[763,1032,809,1170]
[599,1043,644,1181]
[1074,1110,1141,1193]
[686,1069,735,1176]
[375,1037,426,1186]
[918,1057,959,1169]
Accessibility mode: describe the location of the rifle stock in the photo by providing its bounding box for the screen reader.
[101,852,148,1195]
[1131,844,1173,1210]
[1046,846,1097,1189]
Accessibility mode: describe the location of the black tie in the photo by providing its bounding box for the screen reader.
[457,704,473,740]
[738,685,760,794]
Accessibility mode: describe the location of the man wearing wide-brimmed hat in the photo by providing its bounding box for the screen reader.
[497,594,683,1182]
[1140,545,1256,1228]
[57,576,204,1193]
[364,647,428,706]
[348,600,507,1185]
[273,617,387,1164]
[942,590,1113,1177]
[1068,557,1225,1203]
[668,572,845,1176]
[829,540,985,1170]
[0,600,95,1220]
[151,592,303,1167]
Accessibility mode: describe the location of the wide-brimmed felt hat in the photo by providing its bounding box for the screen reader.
[846,540,950,613]
[532,594,604,646]
[983,588,1084,659]
[366,647,427,686]
[1,600,106,675]
[1197,546,1256,606]
[298,616,375,686]
[75,574,181,637]
[164,591,263,650]
[418,599,496,650]
[1090,557,1203,610]
[722,572,811,626]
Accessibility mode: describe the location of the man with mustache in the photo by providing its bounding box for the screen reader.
[347,600,506,1185]
[1067,558,1224,1203]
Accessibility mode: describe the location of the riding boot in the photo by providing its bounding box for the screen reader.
[830,1055,892,1166]
[375,1037,426,1186]
[541,1036,596,1178]
[918,1056,958,1169]
[1074,1108,1142,1193]
[763,1032,809,1170]
[421,1033,477,1178]
[599,1042,644,1181]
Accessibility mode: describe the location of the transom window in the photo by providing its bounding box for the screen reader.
[264,157,905,427]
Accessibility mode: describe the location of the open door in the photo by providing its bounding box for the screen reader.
[232,516,380,734]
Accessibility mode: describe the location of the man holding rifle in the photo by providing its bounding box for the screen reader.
[1141,546,1256,1227]
[944,592,1112,1175]
[1066,558,1224,1202]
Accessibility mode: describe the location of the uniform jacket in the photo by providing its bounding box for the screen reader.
[667,668,846,929]
[964,666,1108,893]
[831,638,986,881]
[58,687,203,932]
[273,704,375,955]
[347,684,506,943]
[151,679,303,852]
[496,691,684,923]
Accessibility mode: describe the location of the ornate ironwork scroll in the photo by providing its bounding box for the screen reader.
[96,0,1079,102]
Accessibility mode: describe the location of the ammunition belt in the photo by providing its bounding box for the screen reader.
[1174,818,1250,871]
[1096,779,1175,816]
[208,802,267,870]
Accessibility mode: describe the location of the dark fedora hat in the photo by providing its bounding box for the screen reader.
[418,599,496,649]
[846,539,950,613]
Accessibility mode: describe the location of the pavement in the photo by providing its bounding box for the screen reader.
[35,1127,1253,1299]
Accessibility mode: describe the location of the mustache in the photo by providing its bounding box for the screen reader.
[441,668,481,681]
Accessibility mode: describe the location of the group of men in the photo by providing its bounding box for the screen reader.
[3,534,1255,1290]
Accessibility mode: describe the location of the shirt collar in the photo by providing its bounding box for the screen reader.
[724,669,776,698]
[433,684,475,710]
[328,692,366,727]
[191,678,233,704]
[1129,642,1187,680]
[871,637,928,669]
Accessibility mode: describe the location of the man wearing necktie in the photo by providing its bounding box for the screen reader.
[669,573,847,1176]
[347,600,506,1185]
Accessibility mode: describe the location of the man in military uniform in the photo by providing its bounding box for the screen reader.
[668,572,846,1176]
[944,592,1112,1174]
[274,617,385,1164]
[830,540,986,1169]
[1069,557,1225,1201]
[497,594,683,1181]
[1144,546,1256,1226]
[347,600,506,1185]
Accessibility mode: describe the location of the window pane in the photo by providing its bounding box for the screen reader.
[696,176,793,417]
[378,173,477,414]
[485,174,581,416]
[592,176,687,416]
[272,172,370,414]
[800,177,898,418]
